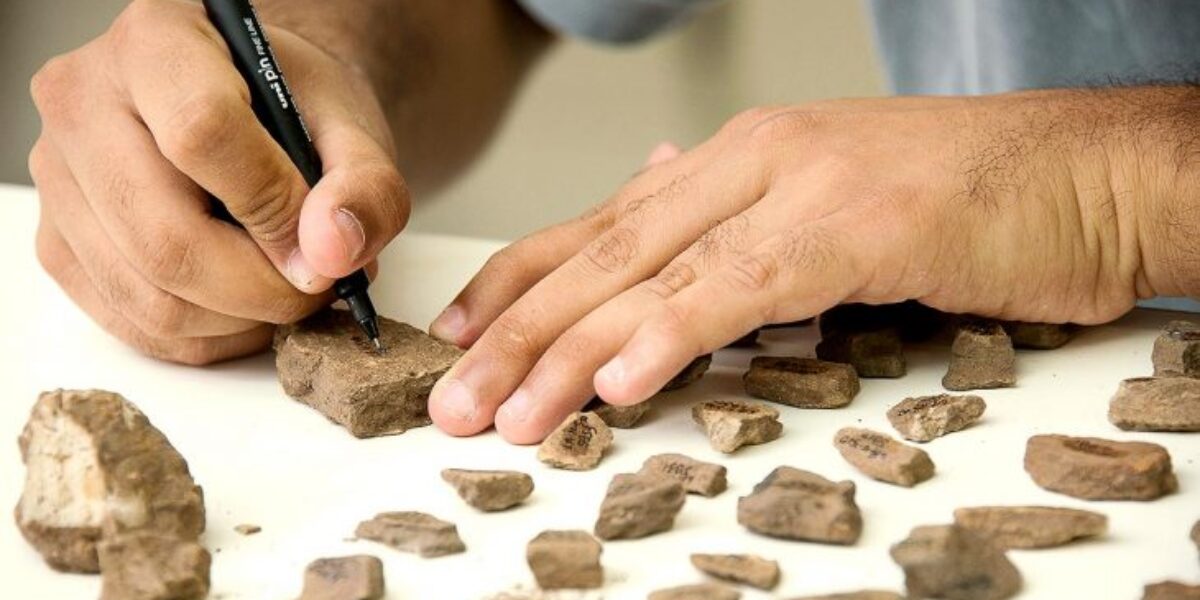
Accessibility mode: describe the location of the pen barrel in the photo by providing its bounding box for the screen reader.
[202,0,322,187]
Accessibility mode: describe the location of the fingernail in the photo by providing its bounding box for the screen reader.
[334,208,366,262]
[436,378,477,424]
[286,248,319,291]
[431,305,466,342]
[498,389,533,424]
[596,356,626,388]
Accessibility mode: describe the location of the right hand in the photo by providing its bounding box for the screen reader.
[29,0,409,364]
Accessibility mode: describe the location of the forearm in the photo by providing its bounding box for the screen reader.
[256,0,555,194]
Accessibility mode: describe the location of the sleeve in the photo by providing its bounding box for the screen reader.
[516,0,722,44]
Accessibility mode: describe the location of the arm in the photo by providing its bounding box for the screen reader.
[420,85,1200,443]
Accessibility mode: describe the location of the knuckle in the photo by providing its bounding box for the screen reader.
[111,0,165,50]
[645,262,697,299]
[30,55,79,123]
[135,291,192,338]
[728,252,778,292]
[655,301,695,341]
[34,225,67,277]
[238,173,299,246]
[27,141,53,184]
[487,312,544,362]
[480,244,533,285]
[581,226,639,275]
[260,293,314,325]
[159,93,240,166]
[734,107,827,145]
[140,230,199,291]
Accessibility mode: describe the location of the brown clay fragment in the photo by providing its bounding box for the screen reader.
[890,524,1021,600]
[834,427,935,487]
[648,583,741,600]
[98,532,210,600]
[355,511,465,558]
[1024,434,1177,501]
[441,469,534,512]
[1153,320,1200,377]
[737,467,862,545]
[692,400,782,453]
[537,412,613,470]
[594,472,686,540]
[1002,321,1077,349]
[690,553,779,590]
[526,530,603,590]
[663,354,714,391]
[585,397,650,429]
[887,393,986,442]
[816,328,906,378]
[1144,581,1200,600]
[274,309,463,438]
[790,592,905,600]
[298,555,384,600]
[942,321,1016,391]
[1109,377,1200,432]
[640,453,728,497]
[1192,519,1200,561]
[952,506,1107,549]
[743,357,860,408]
[234,524,261,536]
[15,389,206,577]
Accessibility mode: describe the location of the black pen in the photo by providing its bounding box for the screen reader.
[201,0,384,352]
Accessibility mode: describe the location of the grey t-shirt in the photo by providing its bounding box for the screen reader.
[517,0,1200,311]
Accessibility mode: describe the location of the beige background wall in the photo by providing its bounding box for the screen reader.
[0,0,883,241]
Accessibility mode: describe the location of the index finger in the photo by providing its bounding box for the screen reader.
[108,0,325,291]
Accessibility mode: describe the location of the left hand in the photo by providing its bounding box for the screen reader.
[425,91,1172,443]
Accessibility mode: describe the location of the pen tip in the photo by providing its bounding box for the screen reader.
[373,337,385,355]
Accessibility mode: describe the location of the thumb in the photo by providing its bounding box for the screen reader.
[298,124,410,279]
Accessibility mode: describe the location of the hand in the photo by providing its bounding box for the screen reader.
[426,90,1178,443]
[29,0,408,364]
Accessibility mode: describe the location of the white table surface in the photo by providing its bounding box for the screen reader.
[0,182,1197,600]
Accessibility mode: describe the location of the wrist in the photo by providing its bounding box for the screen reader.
[1114,86,1200,299]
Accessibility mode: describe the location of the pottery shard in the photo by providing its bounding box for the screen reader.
[441,469,534,512]
[1193,520,1200,560]
[594,472,686,540]
[834,427,935,487]
[1109,377,1200,432]
[274,309,463,438]
[585,397,650,429]
[98,532,211,600]
[1153,320,1200,377]
[15,389,206,575]
[952,506,1107,549]
[790,592,905,600]
[640,453,728,497]
[1024,434,1177,501]
[234,524,261,536]
[691,400,783,454]
[526,530,603,590]
[743,357,861,408]
[737,467,862,545]
[537,412,613,470]
[887,394,987,442]
[1003,321,1076,349]
[942,321,1016,391]
[816,328,906,378]
[663,354,714,391]
[690,553,780,590]
[890,524,1021,600]
[1144,581,1200,600]
[355,511,465,558]
[648,583,742,600]
[298,555,384,600]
